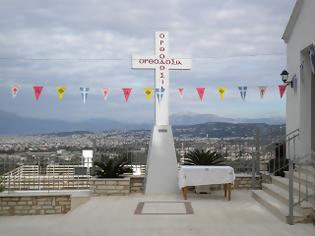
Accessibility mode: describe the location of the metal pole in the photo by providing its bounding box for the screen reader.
[251,152,256,189]
[278,144,281,175]
[255,128,260,176]
[274,145,277,175]
[288,159,294,225]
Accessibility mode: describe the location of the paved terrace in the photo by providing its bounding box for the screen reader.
[0,190,314,236]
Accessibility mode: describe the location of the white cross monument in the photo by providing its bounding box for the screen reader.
[132,31,191,194]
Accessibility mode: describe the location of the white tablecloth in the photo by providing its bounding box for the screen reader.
[178,166,235,188]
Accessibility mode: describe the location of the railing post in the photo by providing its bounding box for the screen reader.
[288,159,294,225]
[255,128,260,176]
[251,154,256,189]
[8,174,11,192]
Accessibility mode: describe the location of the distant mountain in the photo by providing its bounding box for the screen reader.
[42,131,94,137]
[170,112,285,125]
[173,122,285,140]
[0,110,285,135]
[0,110,149,135]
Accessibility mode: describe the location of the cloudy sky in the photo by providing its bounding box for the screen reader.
[0,0,296,123]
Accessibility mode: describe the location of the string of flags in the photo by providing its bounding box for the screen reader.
[238,86,247,101]
[102,88,109,101]
[4,45,315,104]
[6,84,291,103]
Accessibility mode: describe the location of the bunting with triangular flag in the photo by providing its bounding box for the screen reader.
[144,88,153,101]
[238,86,247,101]
[196,88,205,101]
[80,87,89,104]
[278,84,287,98]
[122,88,132,102]
[33,86,43,101]
[160,87,165,101]
[155,87,165,103]
[217,87,226,100]
[258,86,267,99]
[102,88,109,101]
[56,86,66,101]
[178,88,184,99]
[11,85,20,98]
[155,88,160,103]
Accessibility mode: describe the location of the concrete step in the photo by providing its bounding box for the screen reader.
[284,170,315,188]
[271,176,315,197]
[252,189,305,224]
[262,183,295,204]
[262,183,305,214]
[298,166,315,176]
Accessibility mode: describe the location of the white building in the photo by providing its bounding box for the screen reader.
[282,0,315,159]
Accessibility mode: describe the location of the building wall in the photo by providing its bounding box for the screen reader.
[286,0,315,158]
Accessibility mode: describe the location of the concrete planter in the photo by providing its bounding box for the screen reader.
[89,177,131,196]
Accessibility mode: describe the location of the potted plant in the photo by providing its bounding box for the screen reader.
[183,149,225,166]
[183,149,225,193]
[93,156,133,178]
[90,155,133,195]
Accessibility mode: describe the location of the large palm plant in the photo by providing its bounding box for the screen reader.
[184,149,225,166]
[93,156,133,178]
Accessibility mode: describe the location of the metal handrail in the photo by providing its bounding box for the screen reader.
[288,151,315,224]
[259,128,299,154]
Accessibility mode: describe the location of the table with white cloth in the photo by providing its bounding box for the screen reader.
[178,166,235,200]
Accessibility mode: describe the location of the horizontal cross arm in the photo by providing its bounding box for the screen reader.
[169,57,192,70]
[132,55,157,69]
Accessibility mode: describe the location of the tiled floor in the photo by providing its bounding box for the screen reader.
[135,201,193,215]
[0,190,314,236]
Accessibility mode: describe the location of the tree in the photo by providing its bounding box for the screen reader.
[93,156,133,178]
[184,149,225,166]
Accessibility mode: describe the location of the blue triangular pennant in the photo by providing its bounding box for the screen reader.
[80,87,89,104]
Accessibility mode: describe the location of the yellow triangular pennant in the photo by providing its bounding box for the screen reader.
[144,88,153,101]
[57,86,66,100]
[217,87,226,100]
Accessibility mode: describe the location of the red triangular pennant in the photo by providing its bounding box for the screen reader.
[258,86,267,99]
[178,88,184,99]
[11,85,20,98]
[122,88,132,102]
[102,88,109,100]
[196,88,205,101]
[278,84,287,98]
[33,86,44,101]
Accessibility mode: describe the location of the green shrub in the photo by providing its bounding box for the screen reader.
[184,149,225,166]
[93,156,133,178]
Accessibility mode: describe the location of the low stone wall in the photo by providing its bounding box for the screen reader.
[130,176,144,193]
[89,175,260,195]
[0,193,71,216]
[128,175,261,192]
[234,175,261,189]
[90,178,130,196]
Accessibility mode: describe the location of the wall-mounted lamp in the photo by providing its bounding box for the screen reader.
[280,70,293,88]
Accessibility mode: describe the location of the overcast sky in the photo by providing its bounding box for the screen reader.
[0,0,296,123]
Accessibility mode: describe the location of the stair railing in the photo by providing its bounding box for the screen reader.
[287,151,315,225]
[258,128,299,177]
[256,128,301,225]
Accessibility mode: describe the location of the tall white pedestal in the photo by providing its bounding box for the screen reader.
[144,125,179,195]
